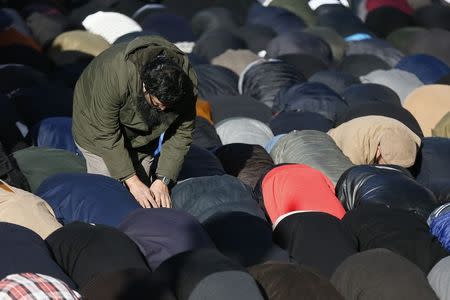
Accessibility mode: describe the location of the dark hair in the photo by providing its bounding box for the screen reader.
[141,55,194,107]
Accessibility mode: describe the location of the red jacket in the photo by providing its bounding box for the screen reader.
[262,164,345,224]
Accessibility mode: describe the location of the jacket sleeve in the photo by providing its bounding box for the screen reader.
[85,67,136,181]
[156,101,196,182]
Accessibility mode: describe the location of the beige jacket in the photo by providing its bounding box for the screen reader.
[403,85,450,137]
[0,181,62,239]
[328,116,421,167]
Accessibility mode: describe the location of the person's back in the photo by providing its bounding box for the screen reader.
[328,115,421,167]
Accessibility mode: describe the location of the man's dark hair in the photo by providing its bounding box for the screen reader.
[141,55,194,107]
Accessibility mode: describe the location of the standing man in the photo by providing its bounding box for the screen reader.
[72,36,198,208]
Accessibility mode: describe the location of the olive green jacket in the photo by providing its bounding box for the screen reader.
[72,36,198,182]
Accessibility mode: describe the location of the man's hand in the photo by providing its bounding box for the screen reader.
[150,179,171,208]
[125,175,158,208]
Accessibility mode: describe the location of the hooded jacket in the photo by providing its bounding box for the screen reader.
[328,116,421,167]
[72,36,198,181]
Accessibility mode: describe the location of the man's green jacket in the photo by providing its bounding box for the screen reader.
[72,36,198,182]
